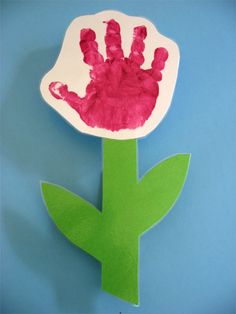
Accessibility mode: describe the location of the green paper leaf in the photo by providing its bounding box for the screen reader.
[41,139,190,305]
[41,182,102,261]
[137,153,191,233]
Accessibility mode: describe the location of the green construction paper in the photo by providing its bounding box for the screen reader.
[41,139,190,305]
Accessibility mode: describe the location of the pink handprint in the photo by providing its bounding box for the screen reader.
[49,19,168,131]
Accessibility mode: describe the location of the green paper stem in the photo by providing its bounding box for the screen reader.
[102,139,139,303]
[41,138,190,305]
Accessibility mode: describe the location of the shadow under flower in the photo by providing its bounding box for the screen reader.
[1,47,102,313]
[2,207,101,313]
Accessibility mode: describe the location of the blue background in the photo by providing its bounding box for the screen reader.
[1,1,236,313]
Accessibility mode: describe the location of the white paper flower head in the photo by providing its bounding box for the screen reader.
[40,10,180,140]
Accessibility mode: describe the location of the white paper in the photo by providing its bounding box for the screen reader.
[40,10,180,140]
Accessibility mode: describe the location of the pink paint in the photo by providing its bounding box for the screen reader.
[80,29,104,66]
[129,26,147,66]
[104,19,124,60]
[49,19,168,131]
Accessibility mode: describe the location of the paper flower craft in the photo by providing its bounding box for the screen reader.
[40,10,190,305]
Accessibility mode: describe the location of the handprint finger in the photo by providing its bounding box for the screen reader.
[149,48,168,81]
[49,82,68,99]
[104,19,124,60]
[80,29,104,66]
[129,26,147,66]
[49,82,83,111]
